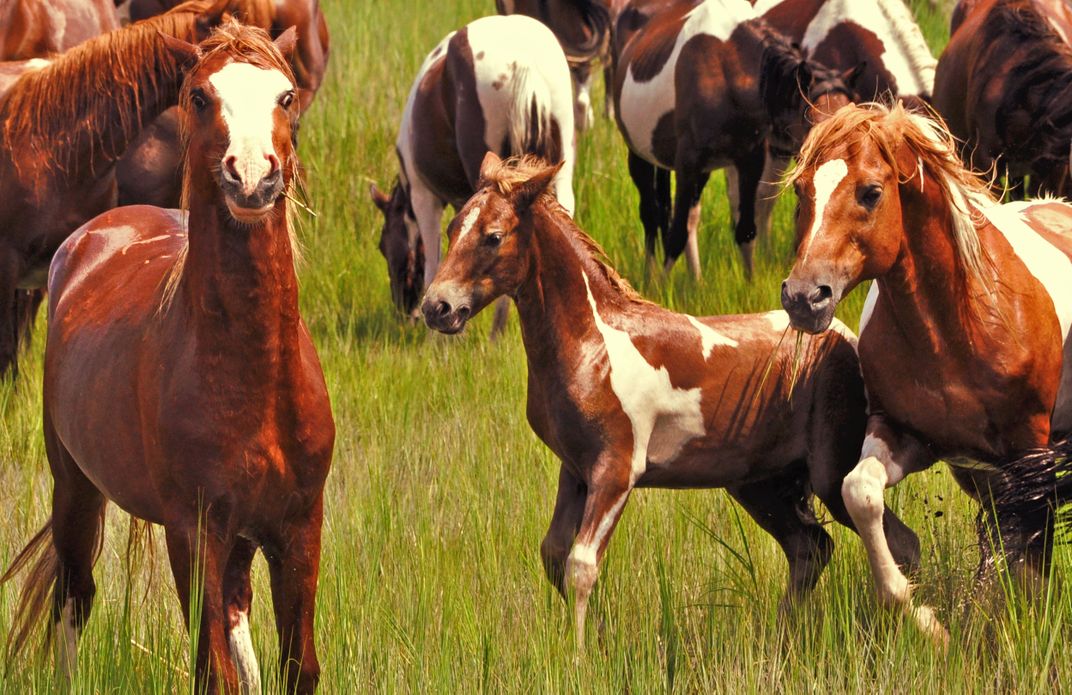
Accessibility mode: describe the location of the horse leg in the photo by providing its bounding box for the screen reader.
[728,468,833,610]
[572,65,595,132]
[565,453,634,649]
[165,525,239,693]
[627,151,661,275]
[667,147,710,278]
[540,466,587,598]
[0,249,23,377]
[223,537,260,694]
[46,418,106,682]
[755,154,789,240]
[264,497,324,695]
[409,186,445,297]
[731,146,766,280]
[602,62,615,119]
[841,423,946,644]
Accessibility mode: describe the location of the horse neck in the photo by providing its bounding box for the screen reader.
[177,181,301,375]
[513,203,622,371]
[881,180,992,351]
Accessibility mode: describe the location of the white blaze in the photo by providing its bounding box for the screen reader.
[801,158,848,262]
[209,62,293,196]
[456,206,482,242]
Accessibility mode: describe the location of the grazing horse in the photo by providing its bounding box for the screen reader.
[422,153,920,647]
[935,0,1072,199]
[614,0,855,278]
[2,21,332,694]
[370,14,576,325]
[781,102,1072,643]
[494,0,612,130]
[0,0,229,377]
[0,0,118,60]
[118,0,330,208]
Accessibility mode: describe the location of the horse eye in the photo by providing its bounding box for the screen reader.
[485,231,504,247]
[191,91,207,112]
[279,91,295,108]
[859,184,882,210]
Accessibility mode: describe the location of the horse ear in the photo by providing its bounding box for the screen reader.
[274,26,299,59]
[159,32,200,68]
[369,183,390,212]
[514,161,564,211]
[479,151,503,180]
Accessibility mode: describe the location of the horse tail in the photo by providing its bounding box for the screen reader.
[994,439,1072,549]
[0,519,58,661]
[561,0,611,66]
[507,64,560,164]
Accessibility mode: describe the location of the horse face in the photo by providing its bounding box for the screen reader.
[782,137,902,333]
[182,34,299,226]
[370,182,425,316]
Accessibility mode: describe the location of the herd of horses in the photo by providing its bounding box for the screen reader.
[1,0,1072,692]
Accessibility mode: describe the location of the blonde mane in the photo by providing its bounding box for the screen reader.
[790,101,998,292]
[481,155,647,304]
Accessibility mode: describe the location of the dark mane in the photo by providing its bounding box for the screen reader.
[984,0,1072,169]
[0,0,225,177]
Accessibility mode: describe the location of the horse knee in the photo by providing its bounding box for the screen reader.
[565,544,599,599]
[842,458,886,525]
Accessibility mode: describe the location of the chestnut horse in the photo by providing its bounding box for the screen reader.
[0,0,229,377]
[781,102,1072,643]
[614,0,855,278]
[423,153,920,647]
[0,0,118,60]
[118,0,329,207]
[495,0,612,130]
[935,0,1072,198]
[1,21,332,694]
[370,14,575,324]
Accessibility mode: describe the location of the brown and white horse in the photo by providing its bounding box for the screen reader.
[0,0,229,377]
[781,102,1072,643]
[117,0,330,208]
[935,0,1072,199]
[370,14,576,323]
[2,21,332,694]
[495,0,612,130]
[614,0,855,278]
[422,153,920,647]
[0,0,118,60]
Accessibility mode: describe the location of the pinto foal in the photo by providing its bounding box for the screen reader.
[3,22,332,694]
[423,153,919,646]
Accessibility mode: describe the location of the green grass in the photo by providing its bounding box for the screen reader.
[1,0,1070,691]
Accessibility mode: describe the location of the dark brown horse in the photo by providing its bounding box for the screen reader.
[118,0,329,207]
[0,0,118,60]
[782,102,1072,643]
[0,0,229,377]
[2,20,332,694]
[614,0,856,278]
[935,0,1072,198]
[495,0,612,129]
[423,153,919,646]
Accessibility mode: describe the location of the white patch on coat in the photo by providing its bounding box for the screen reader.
[801,0,936,96]
[801,158,848,262]
[979,200,1072,431]
[228,611,261,694]
[24,57,51,71]
[567,491,629,572]
[209,62,293,196]
[686,315,739,358]
[55,598,78,681]
[859,282,880,337]
[456,206,482,241]
[618,0,756,165]
[762,310,791,332]
[582,271,706,477]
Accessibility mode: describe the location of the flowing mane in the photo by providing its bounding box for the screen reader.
[0,0,225,177]
[791,101,998,290]
[480,155,648,305]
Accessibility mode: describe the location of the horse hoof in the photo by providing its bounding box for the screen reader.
[913,604,949,648]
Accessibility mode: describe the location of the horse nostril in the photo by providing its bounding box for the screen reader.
[811,285,832,305]
[435,300,452,319]
[265,153,279,176]
[456,305,471,322]
[224,155,240,182]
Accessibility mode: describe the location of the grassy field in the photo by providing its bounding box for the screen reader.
[1,0,1070,691]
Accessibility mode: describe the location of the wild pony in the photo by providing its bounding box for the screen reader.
[935,0,1072,198]
[0,0,118,60]
[0,0,230,377]
[1,20,333,694]
[422,153,920,646]
[613,0,856,278]
[494,0,612,130]
[118,0,330,207]
[781,101,1072,643]
[370,14,576,328]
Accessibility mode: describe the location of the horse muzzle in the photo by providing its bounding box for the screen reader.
[220,162,284,223]
[781,277,837,334]
[421,285,473,335]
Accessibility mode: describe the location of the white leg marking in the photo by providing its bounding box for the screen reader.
[800,158,848,263]
[228,611,261,694]
[55,598,79,681]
